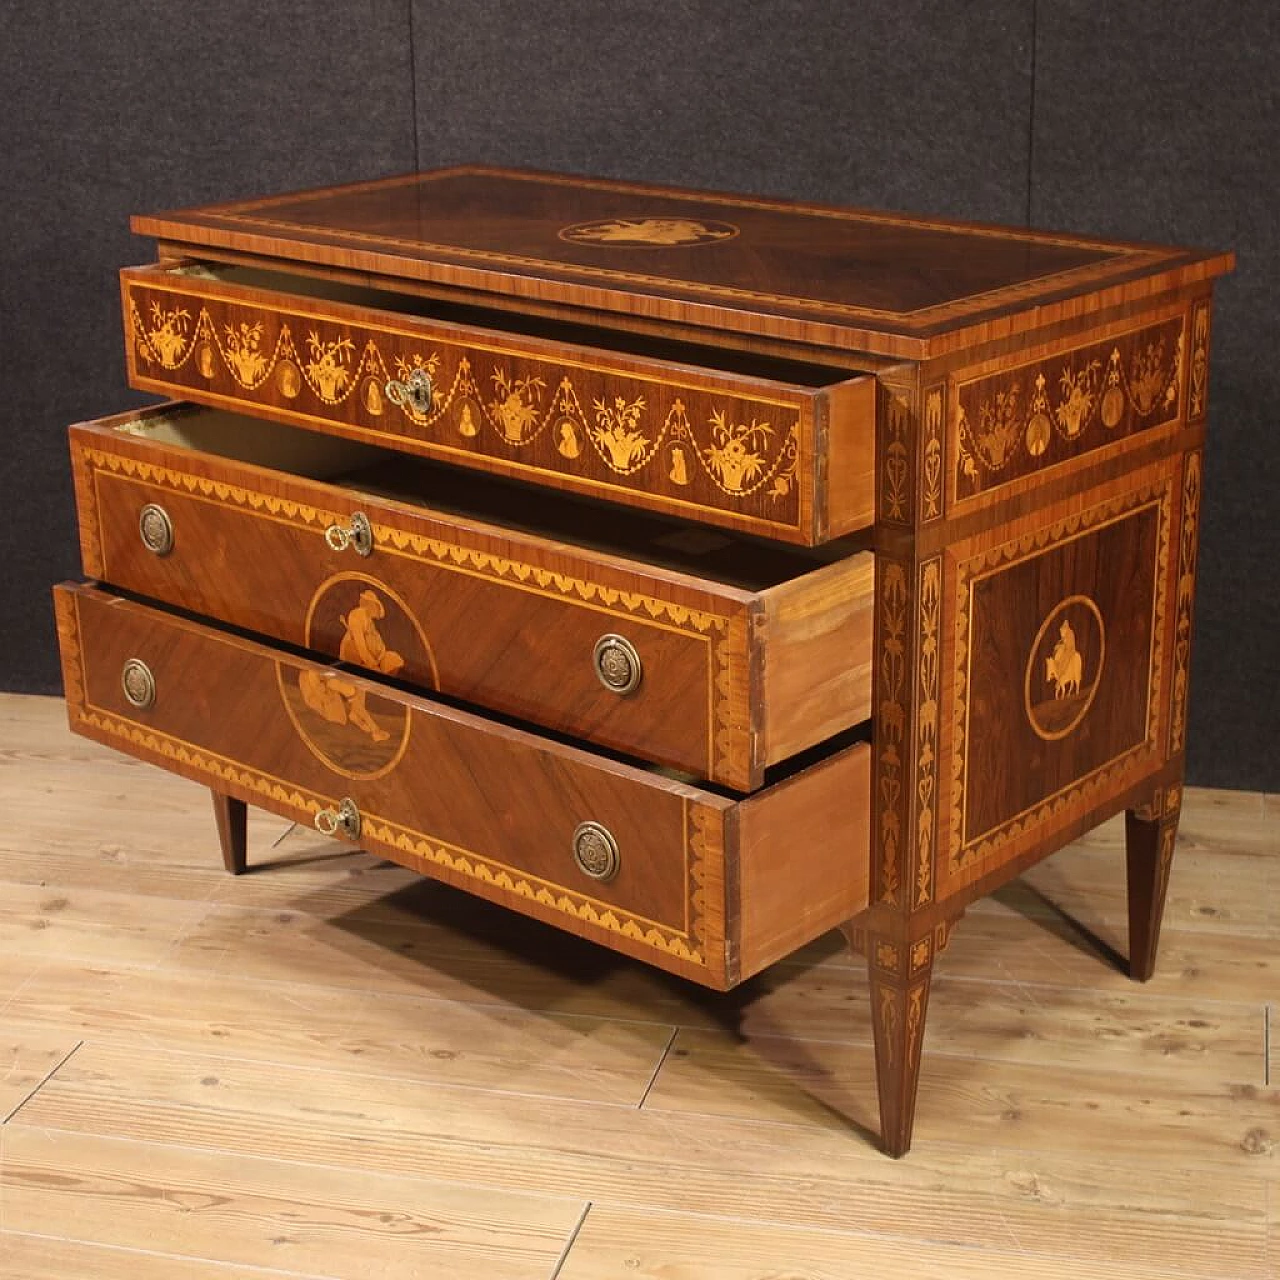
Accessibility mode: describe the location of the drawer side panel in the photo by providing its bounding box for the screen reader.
[735,741,872,980]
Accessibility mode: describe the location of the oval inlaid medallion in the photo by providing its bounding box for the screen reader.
[276,359,301,398]
[1023,595,1106,742]
[277,574,437,780]
[559,216,738,248]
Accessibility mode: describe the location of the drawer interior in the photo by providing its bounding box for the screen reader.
[115,407,870,591]
[173,262,868,390]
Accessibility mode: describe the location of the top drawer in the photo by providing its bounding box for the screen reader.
[121,261,876,546]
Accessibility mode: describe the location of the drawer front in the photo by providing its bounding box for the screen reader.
[71,412,758,789]
[122,264,875,545]
[56,584,735,985]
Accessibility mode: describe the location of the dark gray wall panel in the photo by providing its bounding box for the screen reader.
[0,0,415,693]
[411,0,1034,219]
[1031,1,1278,790]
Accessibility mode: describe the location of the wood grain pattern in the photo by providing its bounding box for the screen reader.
[757,554,875,768]
[19,1041,1271,1276]
[645,1027,1277,1165]
[131,166,1235,359]
[941,456,1179,896]
[0,1235,301,1280]
[555,1203,1255,1280]
[122,261,878,545]
[735,742,871,979]
[6,959,676,1105]
[2,694,1274,1276]
[0,1126,583,1280]
[54,586,872,989]
[56,582,732,984]
[0,1025,80,1122]
[71,403,874,789]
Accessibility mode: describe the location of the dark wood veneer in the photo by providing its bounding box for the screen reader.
[52,164,1233,1158]
[56,583,872,988]
[133,167,1232,358]
[70,403,874,790]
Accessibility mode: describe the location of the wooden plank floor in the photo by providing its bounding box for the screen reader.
[0,692,1276,1279]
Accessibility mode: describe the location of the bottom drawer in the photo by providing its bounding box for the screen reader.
[54,584,871,988]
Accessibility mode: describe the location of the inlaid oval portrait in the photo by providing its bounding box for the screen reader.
[1023,595,1106,742]
[278,573,437,780]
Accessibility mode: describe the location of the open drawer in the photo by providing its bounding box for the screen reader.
[54,584,871,988]
[71,404,874,791]
[120,260,876,545]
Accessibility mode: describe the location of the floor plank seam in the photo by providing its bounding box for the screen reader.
[548,1202,592,1280]
[1265,1005,1271,1088]
[580,1198,1268,1278]
[2,1039,84,1125]
[638,1094,1280,1158]
[0,1229,334,1280]
[11,1036,673,1112]
[271,822,300,848]
[647,1021,1259,1076]
[0,958,52,1020]
[636,1026,678,1109]
[767,960,1275,1010]
[1,1120,591,1208]
[28,958,694,1038]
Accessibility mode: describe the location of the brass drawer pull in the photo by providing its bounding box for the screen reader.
[120,658,156,710]
[593,634,642,695]
[324,511,373,557]
[385,368,434,417]
[572,821,620,882]
[315,797,361,841]
[138,503,174,556]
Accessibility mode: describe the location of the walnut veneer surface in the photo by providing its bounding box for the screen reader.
[55,166,1234,1156]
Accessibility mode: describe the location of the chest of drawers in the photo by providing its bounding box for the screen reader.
[54,167,1233,1155]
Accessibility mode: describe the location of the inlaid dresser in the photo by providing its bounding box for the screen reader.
[54,168,1233,1155]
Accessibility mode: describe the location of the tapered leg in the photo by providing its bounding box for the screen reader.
[1125,787,1181,981]
[864,933,936,1158]
[211,790,248,875]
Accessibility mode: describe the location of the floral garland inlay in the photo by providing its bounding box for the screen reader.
[129,286,803,521]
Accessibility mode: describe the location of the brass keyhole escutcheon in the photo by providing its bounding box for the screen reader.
[572,821,620,882]
[593,634,642,696]
[120,658,156,710]
[138,504,174,556]
[315,797,362,841]
[324,511,374,557]
[385,368,434,418]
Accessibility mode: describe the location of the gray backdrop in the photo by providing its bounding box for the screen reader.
[2,1,1274,790]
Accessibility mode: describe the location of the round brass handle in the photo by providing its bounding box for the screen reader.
[593,634,642,696]
[572,821,620,882]
[315,797,361,841]
[385,368,434,418]
[324,511,373,557]
[138,503,174,556]
[120,658,156,710]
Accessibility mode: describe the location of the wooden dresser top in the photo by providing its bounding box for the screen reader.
[135,167,1234,358]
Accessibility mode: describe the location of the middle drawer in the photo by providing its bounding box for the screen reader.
[71,404,874,791]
